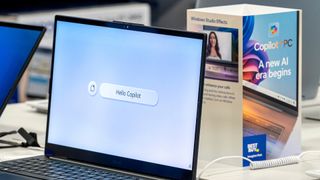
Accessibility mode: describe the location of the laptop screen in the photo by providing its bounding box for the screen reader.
[47,16,205,179]
[0,22,45,116]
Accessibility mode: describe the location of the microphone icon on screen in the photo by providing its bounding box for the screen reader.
[90,84,95,91]
[88,81,97,96]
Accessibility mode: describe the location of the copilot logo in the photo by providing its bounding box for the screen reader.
[269,22,279,37]
[253,22,293,52]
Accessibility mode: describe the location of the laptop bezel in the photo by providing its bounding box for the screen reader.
[46,15,206,180]
[0,22,45,117]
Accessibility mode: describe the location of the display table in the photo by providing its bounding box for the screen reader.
[0,103,46,161]
[1,102,320,179]
[198,103,320,180]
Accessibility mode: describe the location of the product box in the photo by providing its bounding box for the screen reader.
[187,4,302,165]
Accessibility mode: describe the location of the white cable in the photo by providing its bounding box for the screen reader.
[197,150,320,180]
[197,156,253,179]
[249,156,299,170]
[298,150,320,159]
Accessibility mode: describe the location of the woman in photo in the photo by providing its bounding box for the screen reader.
[206,31,222,60]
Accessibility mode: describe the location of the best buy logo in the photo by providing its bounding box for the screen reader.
[248,143,260,153]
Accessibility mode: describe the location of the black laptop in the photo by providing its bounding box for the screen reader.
[0,21,45,117]
[0,16,206,180]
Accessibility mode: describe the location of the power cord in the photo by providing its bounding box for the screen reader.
[0,130,17,138]
[0,127,40,149]
[0,139,22,149]
[197,151,320,180]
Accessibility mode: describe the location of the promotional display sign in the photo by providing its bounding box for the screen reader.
[187,4,302,165]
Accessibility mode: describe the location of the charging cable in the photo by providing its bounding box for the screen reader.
[197,151,320,180]
[0,130,17,138]
[0,127,41,149]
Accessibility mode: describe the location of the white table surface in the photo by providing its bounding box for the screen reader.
[198,103,320,180]
[1,101,320,179]
[0,102,46,161]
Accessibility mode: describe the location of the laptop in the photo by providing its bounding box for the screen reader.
[243,92,298,158]
[0,15,206,180]
[0,22,45,117]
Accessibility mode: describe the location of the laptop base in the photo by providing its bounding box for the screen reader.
[0,156,150,180]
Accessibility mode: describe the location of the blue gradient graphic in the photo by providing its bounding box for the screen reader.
[0,26,41,109]
[48,21,203,170]
[243,12,298,104]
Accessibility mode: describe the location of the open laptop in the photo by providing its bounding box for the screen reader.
[0,16,206,180]
[0,22,45,117]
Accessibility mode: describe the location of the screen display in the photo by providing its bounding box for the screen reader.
[243,12,298,108]
[201,26,239,82]
[48,21,204,170]
[206,30,232,61]
[0,25,43,112]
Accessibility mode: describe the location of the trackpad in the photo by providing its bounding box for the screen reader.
[0,172,35,179]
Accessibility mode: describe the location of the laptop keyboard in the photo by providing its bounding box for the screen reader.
[0,156,149,180]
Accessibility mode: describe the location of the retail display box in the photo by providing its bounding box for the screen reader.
[187,4,302,165]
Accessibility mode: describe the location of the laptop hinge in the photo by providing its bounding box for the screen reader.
[44,148,55,157]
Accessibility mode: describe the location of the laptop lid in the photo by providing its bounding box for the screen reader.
[0,22,45,117]
[46,15,206,179]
